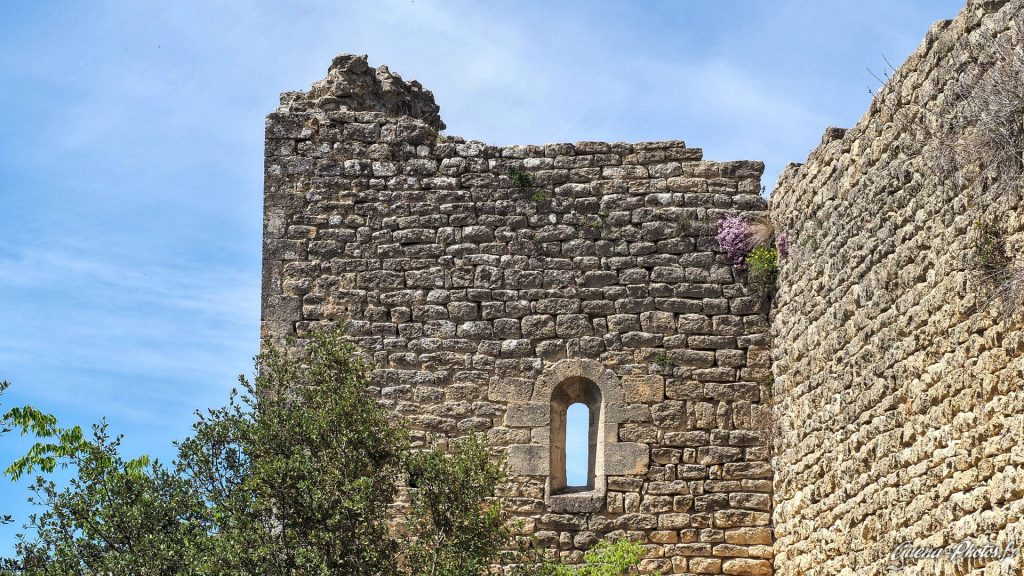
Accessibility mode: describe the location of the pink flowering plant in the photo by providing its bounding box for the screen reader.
[776,233,789,258]
[715,214,786,293]
[715,215,752,265]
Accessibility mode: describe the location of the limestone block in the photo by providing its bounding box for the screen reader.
[605,402,652,424]
[487,377,533,403]
[722,558,772,576]
[651,400,686,428]
[555,314,593,337]
[604,442,649,475]
[640,310,677,334]
[724,527,772,545]
[689,557,722,574]
[621,374,665,402]
[606,492,625,513]
[657,513,691,530]
[504,402,550,427]
[507,444,549,476]
[521,314,556,339]
[647,480,690,495]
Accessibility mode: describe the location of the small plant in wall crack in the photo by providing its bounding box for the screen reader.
[508,165,535,189]
[654,352,673,370]
[715,215,753,266]
[581,214,605,230]
[974,217,1012,274]
[964,216,1024,317]
[508,165,549,202]
[677,216,692,235]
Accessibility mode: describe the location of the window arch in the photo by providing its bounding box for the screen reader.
[550,378,601,494]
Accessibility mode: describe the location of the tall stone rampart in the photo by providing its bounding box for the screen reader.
[770,1,1024,574]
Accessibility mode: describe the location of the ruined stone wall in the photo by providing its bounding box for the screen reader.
[769,1,1024,574]
[263,54,774,575]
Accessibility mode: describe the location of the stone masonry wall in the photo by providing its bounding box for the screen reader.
[770,1,1024,574]
[263,54,774,575]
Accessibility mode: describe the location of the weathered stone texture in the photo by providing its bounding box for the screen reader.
[263,54,772,573]
[770,1,1024,575]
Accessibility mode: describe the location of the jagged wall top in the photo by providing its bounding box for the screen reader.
[277,54,445,131]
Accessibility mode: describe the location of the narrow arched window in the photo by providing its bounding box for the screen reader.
[565,403,590,487]
[550,378,601,494]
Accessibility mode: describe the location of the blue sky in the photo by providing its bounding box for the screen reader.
[0,0,962,555]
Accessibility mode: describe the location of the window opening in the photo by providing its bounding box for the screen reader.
[565,402,590,487]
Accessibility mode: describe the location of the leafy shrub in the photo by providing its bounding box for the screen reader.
[1,381,19,526]
[540,539,651,576]
[746,245,780,294]
[14,424,206,576]
[183,327,411,575]
[3,330,653,576]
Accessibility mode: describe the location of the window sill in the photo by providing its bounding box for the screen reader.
[545,488,605,513]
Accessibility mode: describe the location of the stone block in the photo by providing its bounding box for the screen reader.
[697,446,742,465]
[713,510,770,528]
[507,444,549,476]
[722,558,772,576]
[640,310,677,334]
[488,377,534,403]
[689,557,722,574]
[658,513,691,530]
[555,314,593,337]
[651,400,686,428]
[647,480,690,495]
[720,528,770,545]
[621,374,665,402]
[604,442,649,475]
[504,402,550,427]
[521,314,556,339]
[663,431,708,447]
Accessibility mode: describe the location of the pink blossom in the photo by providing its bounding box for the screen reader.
[776,233,789,258]
[716,215,752,266]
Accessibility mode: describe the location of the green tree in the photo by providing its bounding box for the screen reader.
[178,328,409,575]
[402,435,506,576]
[14,423,208,576]
[5,327,518,576]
